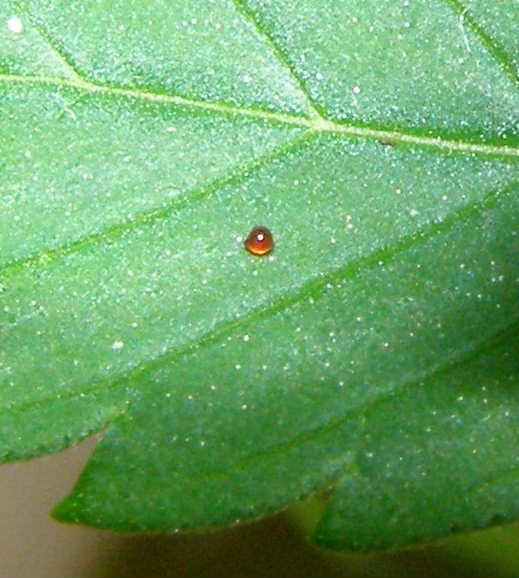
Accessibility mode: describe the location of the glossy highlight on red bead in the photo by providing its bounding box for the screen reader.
[244,226,273,257]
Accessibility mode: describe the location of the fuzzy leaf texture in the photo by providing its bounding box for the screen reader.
[0,0,518,551]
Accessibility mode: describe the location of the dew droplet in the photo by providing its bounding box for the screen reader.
[244,226,273,256]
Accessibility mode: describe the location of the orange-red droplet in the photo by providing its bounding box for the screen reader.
[244,226,273,256]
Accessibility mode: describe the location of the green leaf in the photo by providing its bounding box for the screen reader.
[1,0,518,550]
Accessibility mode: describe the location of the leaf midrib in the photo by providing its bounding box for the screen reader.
[9,0,517,153]
[2,71,518,159]
[0,73,517,276]
[1,71,516,278]
[2,3,517,276]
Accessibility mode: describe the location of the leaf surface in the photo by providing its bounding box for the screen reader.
[0,0,518,549]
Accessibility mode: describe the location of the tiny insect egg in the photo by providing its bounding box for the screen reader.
[244,226,273,256]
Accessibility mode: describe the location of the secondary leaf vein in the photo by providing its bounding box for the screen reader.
[440,0,519,84]
[230,0,322,119]
[4,181,516,418]
[0,131,312,278]
[11,0,86,83]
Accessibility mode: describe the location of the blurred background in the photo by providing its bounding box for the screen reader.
[1,438,518,578]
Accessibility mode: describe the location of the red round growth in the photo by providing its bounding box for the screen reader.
[244,226,273,257]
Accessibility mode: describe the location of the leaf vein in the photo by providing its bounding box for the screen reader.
[229,0,322,119]
[11,0,87,83]
[468,467,519,495]
[0,131,312,278]
[4,181,516,419]
[440,0,519,84]
[202,320,519,483]
[0,74,517,159]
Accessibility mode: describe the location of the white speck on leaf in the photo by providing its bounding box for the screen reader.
[7,16,23,34]
[458,8,472,53]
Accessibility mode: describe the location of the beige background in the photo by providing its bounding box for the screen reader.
[1,439,517,578]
